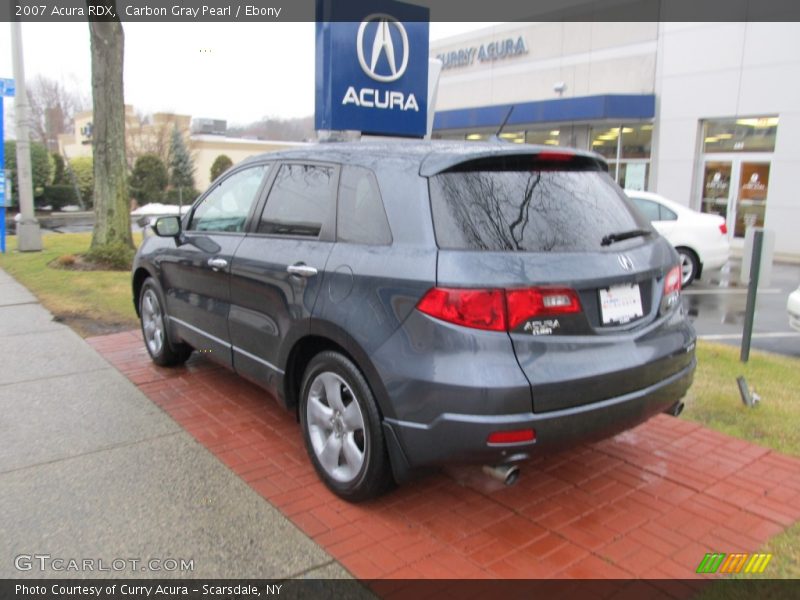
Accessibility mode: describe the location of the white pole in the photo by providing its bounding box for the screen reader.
[425,58,443,140]
[10,21,42,251]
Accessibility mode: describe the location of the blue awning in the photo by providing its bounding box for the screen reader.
[433,94,655,131]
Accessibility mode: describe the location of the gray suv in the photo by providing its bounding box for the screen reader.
[132,141,696,501]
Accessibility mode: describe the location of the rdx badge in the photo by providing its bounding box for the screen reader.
[523,319,560,335]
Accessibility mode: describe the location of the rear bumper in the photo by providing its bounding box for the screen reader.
[700,241,730,272]
[384,358,695,469]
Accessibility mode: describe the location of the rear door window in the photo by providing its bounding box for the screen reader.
[258,163,337,237]
[429,157,649,252]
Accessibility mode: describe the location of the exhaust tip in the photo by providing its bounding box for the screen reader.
[666,401,685,417]
[482,464,521,486]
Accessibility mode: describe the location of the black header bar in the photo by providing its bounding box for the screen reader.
[3,0,800,23]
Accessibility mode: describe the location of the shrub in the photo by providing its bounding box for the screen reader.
[129,153,168,205]
[41,185,78,210]
[84,242,135,270]
[210,154,233,181]
[4,140,54,203]
[68,156,93,207]
[56,254,77,267]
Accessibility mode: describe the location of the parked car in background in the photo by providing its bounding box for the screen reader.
[626,191,730,287]
[788,286,800,332]
[132,142,696,501]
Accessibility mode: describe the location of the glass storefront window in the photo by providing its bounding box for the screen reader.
[525,129,562,146]
[703,117,779,153]
[589,126,620,159]
[617,162,650,191]
[590,123,653,189]
[621,124,652,159]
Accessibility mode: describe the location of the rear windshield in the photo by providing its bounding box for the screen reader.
[429,156,650,252]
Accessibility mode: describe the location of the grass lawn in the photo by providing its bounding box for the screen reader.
[1,231,799,578]
[685,342,800,580]
[0,231,141,336]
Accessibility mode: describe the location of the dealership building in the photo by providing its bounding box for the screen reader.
[430,22,800,260]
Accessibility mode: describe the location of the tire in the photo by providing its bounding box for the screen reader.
[138,277,192,367]
[299,351,394,502]
[677,247,699,288]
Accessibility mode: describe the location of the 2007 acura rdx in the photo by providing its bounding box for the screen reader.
[132,141,696,501]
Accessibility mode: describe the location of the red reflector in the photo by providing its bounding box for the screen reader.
[719,223,728,235]
[417,288,507,332]
[664,265,682,295]
[506,287,581,330]
[488,429,536,445]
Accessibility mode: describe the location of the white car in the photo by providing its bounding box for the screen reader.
[626,191,730,287]
[788,286,800,332]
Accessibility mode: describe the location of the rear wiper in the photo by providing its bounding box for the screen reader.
[601,228,651,246]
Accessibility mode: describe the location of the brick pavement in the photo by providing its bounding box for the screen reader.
[88,331,800,580]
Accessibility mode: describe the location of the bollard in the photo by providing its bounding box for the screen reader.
[740,229,763,362]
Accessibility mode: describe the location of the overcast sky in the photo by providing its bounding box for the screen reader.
[1,22,494,132]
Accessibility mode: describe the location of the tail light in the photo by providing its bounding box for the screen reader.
[664,265,682,295]
[506,288,581,330]
[719,223,728,235]
[660,265,682,315]
[416,288,506,331]
[417,287,582,332]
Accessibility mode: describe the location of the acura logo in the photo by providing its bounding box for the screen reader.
[618,254,634,271]
[357,15,409,82]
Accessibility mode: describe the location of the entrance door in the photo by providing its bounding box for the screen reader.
[699,156,771,240]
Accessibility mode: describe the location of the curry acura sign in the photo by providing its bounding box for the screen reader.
[436,36,528,70]
[315,0,429,137]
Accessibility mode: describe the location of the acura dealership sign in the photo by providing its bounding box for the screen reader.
[315,0,429,137]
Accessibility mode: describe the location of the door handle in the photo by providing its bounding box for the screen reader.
[286,263,318,278]
[207,257,228,271]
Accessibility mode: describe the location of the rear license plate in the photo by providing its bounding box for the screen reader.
[599,283,643,324]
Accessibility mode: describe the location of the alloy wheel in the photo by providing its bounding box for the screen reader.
[141,288,165,357]
[305,371,366,483]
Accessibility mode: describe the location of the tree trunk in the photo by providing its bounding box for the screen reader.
[88,12,131,249]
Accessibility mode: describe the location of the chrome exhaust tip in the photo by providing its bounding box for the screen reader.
[666,401,685,417]
[482,464,521,486]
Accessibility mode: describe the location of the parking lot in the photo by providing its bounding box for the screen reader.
[688,259,800,358]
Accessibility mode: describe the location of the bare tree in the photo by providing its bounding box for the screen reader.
[87,2,132,250]
[27,75,89,152]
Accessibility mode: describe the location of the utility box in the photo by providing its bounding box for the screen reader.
[740,227,775,287]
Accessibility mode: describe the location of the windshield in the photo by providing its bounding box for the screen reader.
[429,160,650,252]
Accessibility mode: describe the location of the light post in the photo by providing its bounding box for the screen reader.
[10,21,42,251]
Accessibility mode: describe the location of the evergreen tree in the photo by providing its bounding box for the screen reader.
[169,126,195,206]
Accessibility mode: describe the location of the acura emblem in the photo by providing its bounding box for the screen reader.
[357,15,409,83]
[618,254,634,271]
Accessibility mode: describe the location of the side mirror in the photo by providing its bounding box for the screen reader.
[153,216,181,238]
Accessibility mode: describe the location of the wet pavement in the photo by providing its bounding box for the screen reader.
[686,260,800,358]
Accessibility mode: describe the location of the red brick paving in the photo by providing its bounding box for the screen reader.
[89,331,800,579]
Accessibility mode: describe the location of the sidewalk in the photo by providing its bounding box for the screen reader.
[0,268,348,579]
